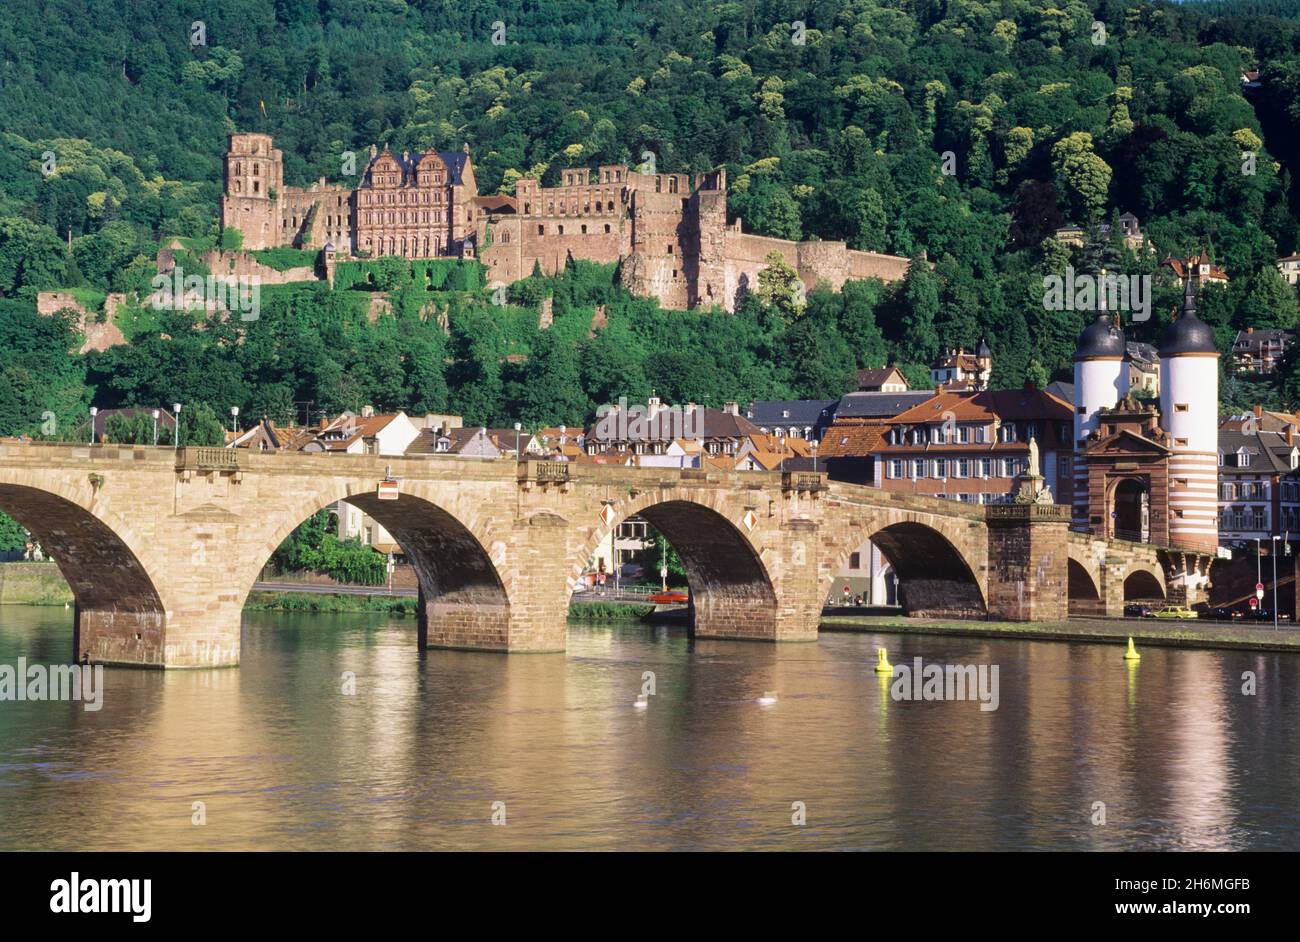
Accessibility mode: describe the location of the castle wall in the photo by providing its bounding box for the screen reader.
[222,134,911,311]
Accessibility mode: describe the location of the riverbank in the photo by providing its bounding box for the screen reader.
[246,589,654,620]
[821,613,1300,653]
[0,563,73,606]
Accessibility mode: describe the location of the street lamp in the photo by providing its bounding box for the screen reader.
[173,402,182,456]
[514,421,521,458]
[151,409,159,446]
[1268,535,1279,631]
[231,406,240,436]
[811,439,818,474]
[88,406,97,444]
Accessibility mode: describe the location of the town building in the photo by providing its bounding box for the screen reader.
[1165,249,1230,291]
[584,397,760,460]
[744,399,839,442]
[1231,327,1295,374]
[874,388,1074,504]
[930,341,992,391]
[1277,253,1300,286]
[220,132,913,312]
[405,425,501,459]
[818,390,936,485]
[1217,411,1300,545]
[1054,213,1152,253]
[1126,341,1160,396]
[855,367,909,393]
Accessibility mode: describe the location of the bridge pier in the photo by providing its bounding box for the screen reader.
[74,605,166,667]
[985,504,1071,622]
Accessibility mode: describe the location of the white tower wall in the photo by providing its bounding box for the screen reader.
[1073,356,1129,529]
[1160,354,1219,553]
[1073,358,1129,444]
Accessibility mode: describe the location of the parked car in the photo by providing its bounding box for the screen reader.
[647,590,689,605]
[1153,605,1199,619]
[1242,608,1291,622]
[1123,603,1152,618]
[1205,607,1243,621]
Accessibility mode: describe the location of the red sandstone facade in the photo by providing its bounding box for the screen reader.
[220,133,912,311]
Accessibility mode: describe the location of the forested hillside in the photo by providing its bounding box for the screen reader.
[4,0,1300,437]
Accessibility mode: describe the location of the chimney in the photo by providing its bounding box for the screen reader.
[723,401,739,416]
[1288,425,1295,446]
[318,417,328,429]
[441,420,450,436]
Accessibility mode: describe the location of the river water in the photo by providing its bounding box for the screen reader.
[0,606,1298,850]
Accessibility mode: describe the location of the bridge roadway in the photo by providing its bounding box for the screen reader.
[0,441,1179,668]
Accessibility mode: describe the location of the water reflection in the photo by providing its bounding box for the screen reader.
[0,607,1298,850]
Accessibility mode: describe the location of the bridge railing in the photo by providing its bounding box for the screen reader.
[518,459,570,485]
[176,447,244,472]
[782,471,827,493]
[985,503,1071,522]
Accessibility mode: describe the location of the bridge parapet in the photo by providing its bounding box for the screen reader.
[782,471,827,497]
[176,446,244,473]
[517,459,571,491]
[985,503,1071,523]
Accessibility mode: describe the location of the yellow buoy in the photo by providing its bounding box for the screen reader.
[1123,637,1141,662]
[874,647,894,674]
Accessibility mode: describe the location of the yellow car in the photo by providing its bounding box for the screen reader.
[1152,605,1199,620]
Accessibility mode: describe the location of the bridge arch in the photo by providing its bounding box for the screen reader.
[1123,568,1165,601]
[236,480,513,650]
[1067,557,1103,615]
[568,490,780,640]
[821,509,987,618]
[0,477,168,665]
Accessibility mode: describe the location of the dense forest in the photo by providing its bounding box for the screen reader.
[5,0,1300,442]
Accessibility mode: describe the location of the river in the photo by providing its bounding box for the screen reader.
[1,606,1298,850]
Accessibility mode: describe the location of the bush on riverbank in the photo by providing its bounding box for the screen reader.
[568,601,654,621]
[245,591,416,615]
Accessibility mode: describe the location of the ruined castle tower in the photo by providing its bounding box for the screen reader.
[221,133,284,249]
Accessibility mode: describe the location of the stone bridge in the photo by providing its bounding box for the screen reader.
[0,442,1181,668]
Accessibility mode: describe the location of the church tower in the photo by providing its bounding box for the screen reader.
[1159,279,1220,555]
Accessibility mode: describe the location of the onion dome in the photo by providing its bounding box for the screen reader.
[976,337,992,359]
[1158,280,1218,356]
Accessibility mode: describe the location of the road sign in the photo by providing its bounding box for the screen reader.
[1256,583,1265,600]
[1250,597,1259,609]
[377,479,400,500]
